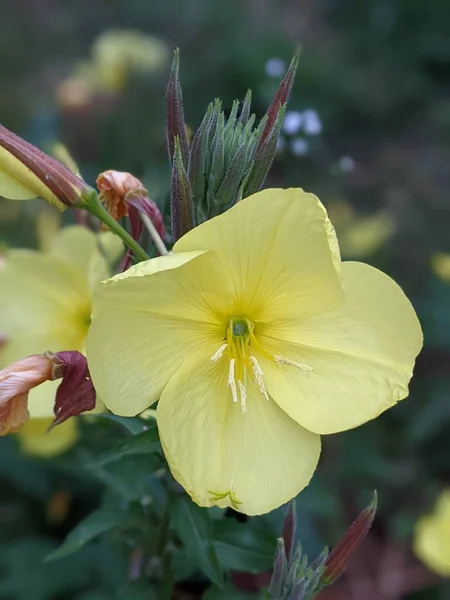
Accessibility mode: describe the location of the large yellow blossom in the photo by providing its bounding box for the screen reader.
[414,490,450,576]
[86,189,422,515]
[0,226,121,456]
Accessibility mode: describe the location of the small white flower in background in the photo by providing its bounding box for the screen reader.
[265,58,287,78]
[283,111,303,135]
[338,156,356,172]
[290,137,309,156]
[303,109,322,135]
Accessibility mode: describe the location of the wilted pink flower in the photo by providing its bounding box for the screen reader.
[97,170,167,268]
[0,351,96,435]
[0,355,54,434]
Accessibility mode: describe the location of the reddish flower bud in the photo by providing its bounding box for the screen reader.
[166,49,189,168]
[282,500,297,563]
[0,123,95,209]
[258,54,299,149]
[0,355,54,434]
[322,492,378,585]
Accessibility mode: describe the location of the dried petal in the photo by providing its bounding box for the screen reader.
[0,355,54,434]
[48,351,96,427]
[96,170,144,220]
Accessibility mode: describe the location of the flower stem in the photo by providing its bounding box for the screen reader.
[86,193,150,262]
[140,212,169,256]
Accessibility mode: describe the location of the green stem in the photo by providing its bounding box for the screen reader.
[86,194,150,262]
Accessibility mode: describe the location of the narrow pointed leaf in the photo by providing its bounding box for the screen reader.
[172,495,224,587]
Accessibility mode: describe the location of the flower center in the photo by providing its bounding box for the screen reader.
[210,317,312,412]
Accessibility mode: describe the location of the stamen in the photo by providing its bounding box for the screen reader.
[274,355,313,372]
[237,380,247,412]
[250,356,270,401]
[211,343,227,363]
[227,359,238,403]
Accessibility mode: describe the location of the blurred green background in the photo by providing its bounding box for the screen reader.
[1,0,450,598]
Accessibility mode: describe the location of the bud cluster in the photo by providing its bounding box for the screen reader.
[267,494,377,599]
[167,50,298,240]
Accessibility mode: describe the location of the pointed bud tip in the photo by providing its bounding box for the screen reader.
[322,492,378,586]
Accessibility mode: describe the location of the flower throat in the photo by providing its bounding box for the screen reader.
[211,317,312,412]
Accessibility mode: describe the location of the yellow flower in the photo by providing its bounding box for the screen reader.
[431,253,450,283]
[327,199,396,259]
[92,30,169,92]
[414,490,450,576]
[16,415,79,457]
[0,225,122,455]
[86,189,422,515]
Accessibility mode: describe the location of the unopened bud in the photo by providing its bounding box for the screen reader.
[171,137,194,240]
[322,492,377,585]
[0,355,54,435]
[0,124,95,209]
[166,49,189,168]
[268,538,288,597]
[243,55,298,198]
[282,500,297,563]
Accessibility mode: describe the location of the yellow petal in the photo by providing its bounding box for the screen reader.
[157,343,321,516]
[16,416,78,457]
[86,251,229,416]
[0,145,66,209]
[48,226,115,290]
[174,188,343,321]
[259,262,423,434]
[0,250,90,351]
[414,490,450,576]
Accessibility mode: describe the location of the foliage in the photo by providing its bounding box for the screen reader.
[1,0,450,598]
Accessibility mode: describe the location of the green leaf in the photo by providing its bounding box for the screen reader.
[94,413,148,435]
[88,454,164,500]
[45,509,128,561]
[89,424,160,466]
[172,495,223,587]
[212,519,274,574]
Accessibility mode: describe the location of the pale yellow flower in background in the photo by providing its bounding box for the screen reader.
[0,225,122,455]
[327,199,396,259]
[87,188,422,515]
[56,30,169,108]
[16,412,79,458]
[92,30,169,92]
[414,490,450,577]
[431,253,450,283]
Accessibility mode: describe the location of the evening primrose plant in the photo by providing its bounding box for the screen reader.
[0,51,423,598]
